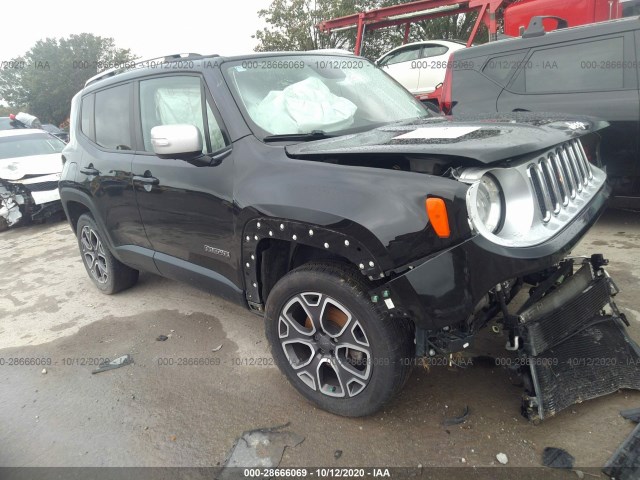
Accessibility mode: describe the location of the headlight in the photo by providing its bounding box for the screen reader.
[475,175,504,233]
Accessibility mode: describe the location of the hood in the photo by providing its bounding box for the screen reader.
[0,153,63,181]
[285,113,609,164]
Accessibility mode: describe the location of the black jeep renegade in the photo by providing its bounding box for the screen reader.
[59,52,640,420]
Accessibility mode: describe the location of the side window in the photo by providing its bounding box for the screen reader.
[80,94,95,141]
[514,37,624,94]
[482,51,528,86]
[139,75,227,154]
[94,84,132,150]
[381,45,423,66]
[421,45,449,59]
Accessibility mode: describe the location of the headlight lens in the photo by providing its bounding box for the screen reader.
[476,175,503,233]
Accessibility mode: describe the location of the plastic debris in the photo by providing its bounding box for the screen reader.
[443,405,470,426]
[212,344,223,352]
[542,447,575,469]
[156,335,168,341]
[620,407,640,423]
[222,422,304,477]
[496,453,508,465]
[91,355,133,374]
[334,450,343,460]
[41,369,47,375]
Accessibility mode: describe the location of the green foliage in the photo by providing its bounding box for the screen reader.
[0,34,137,126]
[254,0,488,60]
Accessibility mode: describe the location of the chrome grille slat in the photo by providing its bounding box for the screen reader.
[529,140,594,223]
[568,141,588,186]
[541,156,562,214]
[559,147,578,198]
[550,152,569,206]
[574,139,593,180]
[564,144,583,193]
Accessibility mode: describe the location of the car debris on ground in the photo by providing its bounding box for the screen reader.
[91,354,133,374]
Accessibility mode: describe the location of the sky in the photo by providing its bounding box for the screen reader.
[1,0,272,62]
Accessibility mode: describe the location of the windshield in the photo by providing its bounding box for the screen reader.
[222,55,430,138]
[0,133,66,160]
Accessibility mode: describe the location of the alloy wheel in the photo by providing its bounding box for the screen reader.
[278,292,372,398]
[80,225,108,284]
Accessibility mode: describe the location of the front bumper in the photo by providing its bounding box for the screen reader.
[376,182,611,331]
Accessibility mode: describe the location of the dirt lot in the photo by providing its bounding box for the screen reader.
[0,208,639,478]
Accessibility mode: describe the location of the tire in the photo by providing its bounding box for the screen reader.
[265,261,414,417]
[76,213,139,294]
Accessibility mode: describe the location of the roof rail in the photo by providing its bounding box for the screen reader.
[84,53,209,87]
[522,16,568,38]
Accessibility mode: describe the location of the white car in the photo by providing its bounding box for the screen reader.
[376,40,466,95]
[0,129,66,229]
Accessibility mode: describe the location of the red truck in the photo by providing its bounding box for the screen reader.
[504,0,640,37]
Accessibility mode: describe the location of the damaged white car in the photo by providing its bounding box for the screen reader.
[0,129,66,230]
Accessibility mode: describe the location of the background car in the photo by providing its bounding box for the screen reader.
[41,124,70,143]
[376,40,466,95]
[0,129,66,229]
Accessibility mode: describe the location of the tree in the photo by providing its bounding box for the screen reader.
[254,0,488,60]
[0,34,137,126]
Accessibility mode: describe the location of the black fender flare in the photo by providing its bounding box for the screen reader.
[241,217,386,307]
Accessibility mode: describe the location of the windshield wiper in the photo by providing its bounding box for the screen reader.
[263,130,334,143]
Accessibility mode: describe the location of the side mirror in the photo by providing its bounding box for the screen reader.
[150,124,203,159]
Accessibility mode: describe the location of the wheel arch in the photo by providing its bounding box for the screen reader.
[241,217,387,310]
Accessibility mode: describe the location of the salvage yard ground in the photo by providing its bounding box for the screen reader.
[0,209,639,476]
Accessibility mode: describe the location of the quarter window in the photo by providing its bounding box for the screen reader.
[515,37,624,93]
[94,84,132,150]
[80,94,95,141]
[139,76,226,153]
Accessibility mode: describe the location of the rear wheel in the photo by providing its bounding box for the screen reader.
[265,262,414,417]
[76,213,138,294]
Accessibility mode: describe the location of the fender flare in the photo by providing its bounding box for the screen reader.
[241,217,386,307]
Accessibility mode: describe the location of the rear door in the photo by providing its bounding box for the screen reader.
[497,32,639,184]
[131,74,240,297]
[75,84,154,264]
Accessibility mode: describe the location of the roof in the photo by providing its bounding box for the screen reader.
[82,50,361,93]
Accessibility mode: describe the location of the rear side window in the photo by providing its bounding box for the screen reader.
[514,37,624,93]
[421,45,448,59]
[94,84,133,150]
[482,51,527,86]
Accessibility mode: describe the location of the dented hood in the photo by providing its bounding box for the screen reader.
[0,153,63,181]
[285,113,609,164]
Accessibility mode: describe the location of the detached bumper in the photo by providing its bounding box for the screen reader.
[377,182,611,331]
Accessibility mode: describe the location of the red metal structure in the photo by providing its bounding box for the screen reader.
[317,0,514,56]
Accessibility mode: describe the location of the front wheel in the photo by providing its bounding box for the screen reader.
[265,262,414,417]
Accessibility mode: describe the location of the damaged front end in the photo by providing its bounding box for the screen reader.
[518,255,640,422]
[0,177,63,230]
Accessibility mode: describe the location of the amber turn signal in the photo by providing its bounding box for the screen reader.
[426,197,451,238]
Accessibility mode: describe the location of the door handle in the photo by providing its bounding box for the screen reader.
[80,166,99,175]
[133,175,159,186]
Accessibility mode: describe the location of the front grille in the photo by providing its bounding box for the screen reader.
[527,139,594,223]
[22,181,59,192]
